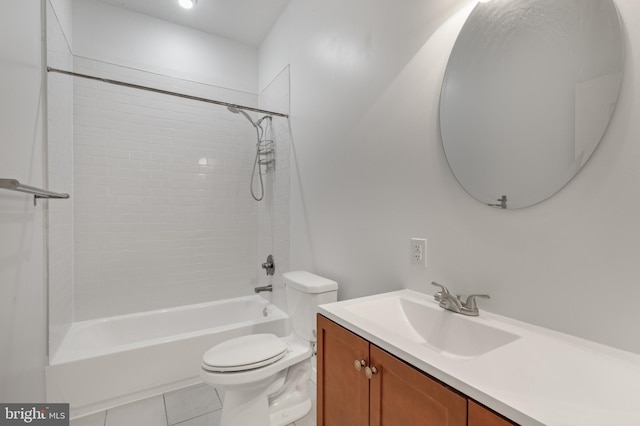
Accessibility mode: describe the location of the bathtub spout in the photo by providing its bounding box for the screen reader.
[254,285,273,293]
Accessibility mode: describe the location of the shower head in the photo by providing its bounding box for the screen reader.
[227,106,258,128]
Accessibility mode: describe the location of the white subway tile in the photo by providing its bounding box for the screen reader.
[71,61,289,319]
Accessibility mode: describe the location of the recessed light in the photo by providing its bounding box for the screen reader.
[178,0,197,9]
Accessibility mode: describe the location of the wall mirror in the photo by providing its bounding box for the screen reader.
[440,0,624,209]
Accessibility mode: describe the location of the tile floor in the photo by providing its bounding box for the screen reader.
[70,381,316,426]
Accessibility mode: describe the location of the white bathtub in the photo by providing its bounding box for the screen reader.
[45,295,289,418]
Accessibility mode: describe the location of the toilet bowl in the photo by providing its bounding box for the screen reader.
[199,271,338,426]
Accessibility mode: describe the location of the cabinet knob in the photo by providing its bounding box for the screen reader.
[354,359,366,372]
[365,366,378,379]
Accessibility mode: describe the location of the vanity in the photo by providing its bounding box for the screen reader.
[317,290,640,425]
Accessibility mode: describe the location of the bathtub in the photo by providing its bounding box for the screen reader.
[45,295,289,418]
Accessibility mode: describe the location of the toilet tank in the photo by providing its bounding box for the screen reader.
[283,271,338,343]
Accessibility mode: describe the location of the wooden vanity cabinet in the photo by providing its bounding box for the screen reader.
[318,314,467,426]
[468,401,517,426]
[369,344,467,425]
[317,315,518,426]
[317,313,370,425]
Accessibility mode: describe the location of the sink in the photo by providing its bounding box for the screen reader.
[342,295,519,359]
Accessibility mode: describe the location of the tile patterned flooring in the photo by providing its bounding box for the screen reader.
[70,381,317,426]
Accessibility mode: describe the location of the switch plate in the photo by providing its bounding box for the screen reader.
[410,238,427,267]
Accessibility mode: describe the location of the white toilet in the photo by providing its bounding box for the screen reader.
[200,271,338,426]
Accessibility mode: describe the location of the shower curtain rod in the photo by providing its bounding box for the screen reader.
[46,67,289,118]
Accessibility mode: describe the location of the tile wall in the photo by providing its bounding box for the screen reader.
[71,57,270,320]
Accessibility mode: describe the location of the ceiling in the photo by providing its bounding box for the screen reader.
[97,0,291,47]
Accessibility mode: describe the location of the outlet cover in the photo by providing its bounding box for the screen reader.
[410,238,427,267]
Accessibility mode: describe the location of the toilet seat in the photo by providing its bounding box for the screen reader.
[202,333,287,373]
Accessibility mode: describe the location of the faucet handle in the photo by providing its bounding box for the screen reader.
[261,254,275,276]
[430,282,450,302]
[464,294,490,310]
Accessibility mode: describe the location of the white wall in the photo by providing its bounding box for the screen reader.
[261,0,640,354]
[0,1,46,401]
[72,0,259,94]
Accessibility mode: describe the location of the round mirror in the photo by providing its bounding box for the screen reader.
[440,0,624,209]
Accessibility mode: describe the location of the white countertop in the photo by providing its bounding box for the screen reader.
[318,289,640,426]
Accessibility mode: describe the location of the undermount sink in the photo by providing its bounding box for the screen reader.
[342,295,519,359]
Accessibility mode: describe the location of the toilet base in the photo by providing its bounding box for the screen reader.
[201,335,314,426]
[270,396,311,426]
[268,361,312,426]
[215,358,312,426]
[220,388,311,426]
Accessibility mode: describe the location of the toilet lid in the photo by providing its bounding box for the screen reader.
[202,333,287,372]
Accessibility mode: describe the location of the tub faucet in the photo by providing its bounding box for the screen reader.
[430,282,490,317]
[254,285,273,293]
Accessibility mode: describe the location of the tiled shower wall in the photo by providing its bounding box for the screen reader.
[71,57,284,320]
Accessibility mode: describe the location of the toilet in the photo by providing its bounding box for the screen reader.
[200,271,338,426]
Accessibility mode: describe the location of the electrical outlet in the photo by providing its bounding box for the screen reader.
[410,238,427,267]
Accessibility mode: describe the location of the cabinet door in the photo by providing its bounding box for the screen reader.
[369,345,467,426]
[468,400,518,426]
[317,315,370,426]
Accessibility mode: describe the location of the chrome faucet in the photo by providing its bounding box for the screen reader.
[430,282,490,316]
[254,285,273,293]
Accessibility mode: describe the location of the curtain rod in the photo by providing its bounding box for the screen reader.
[46,67,289,118]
